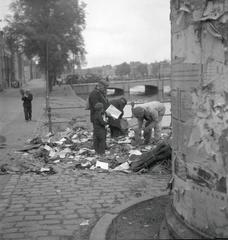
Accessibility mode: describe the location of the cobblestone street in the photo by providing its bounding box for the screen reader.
[0,79,171,239]
[0,170,170,240]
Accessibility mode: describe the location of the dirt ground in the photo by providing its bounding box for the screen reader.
[107,195,170,240]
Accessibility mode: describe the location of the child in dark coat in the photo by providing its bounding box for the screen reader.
[93,102,108,155]
[21,89,33,121]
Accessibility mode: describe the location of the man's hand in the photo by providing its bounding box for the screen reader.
[105,111,111,117]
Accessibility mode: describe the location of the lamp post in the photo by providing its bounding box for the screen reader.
[45,8,54,133]
[45,38,49,113]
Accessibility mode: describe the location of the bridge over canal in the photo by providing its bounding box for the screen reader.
[71,77,170,100]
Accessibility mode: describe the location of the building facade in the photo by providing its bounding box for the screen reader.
[0,30,40,91]
[0,31,12,90]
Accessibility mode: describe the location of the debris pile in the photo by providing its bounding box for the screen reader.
[0,126,172,175]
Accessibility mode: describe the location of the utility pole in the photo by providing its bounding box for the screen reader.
[45,40,49,113]
[45,8,54,133]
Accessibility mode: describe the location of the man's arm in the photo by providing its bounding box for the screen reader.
[144,110,159,131]
[98,114,108,126]
[137,118,144,136]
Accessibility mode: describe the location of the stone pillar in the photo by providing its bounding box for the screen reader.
[170,0,228,238]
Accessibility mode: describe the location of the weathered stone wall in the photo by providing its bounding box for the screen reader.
[171,0,228,237]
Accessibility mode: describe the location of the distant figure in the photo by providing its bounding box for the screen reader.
[21,89,33,121]
[56,76,62,86]
[93,102,108,155]
[132,101,166,144]
[109,97,128,138]
[88,78,109,123]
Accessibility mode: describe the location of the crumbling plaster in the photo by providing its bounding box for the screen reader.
[171,0,228,236]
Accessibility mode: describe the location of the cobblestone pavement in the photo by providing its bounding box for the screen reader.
[0,169,170,240]
[0,80,171,240]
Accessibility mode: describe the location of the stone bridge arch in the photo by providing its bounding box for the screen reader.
[107,84,158,96]
[144,85,159,95]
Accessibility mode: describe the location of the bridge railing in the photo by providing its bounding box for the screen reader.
[71,77,170,85]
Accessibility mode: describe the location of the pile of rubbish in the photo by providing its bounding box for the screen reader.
[0,126,172,175]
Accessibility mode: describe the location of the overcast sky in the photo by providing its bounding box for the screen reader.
[0,0,171,68]
[83,0,170,68]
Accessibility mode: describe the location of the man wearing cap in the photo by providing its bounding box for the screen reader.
[132,101,166,144]
[88,78,110,123]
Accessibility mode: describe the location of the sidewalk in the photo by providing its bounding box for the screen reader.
[0,79,46,164]
[0,82,171,240]
[48,83,91,133]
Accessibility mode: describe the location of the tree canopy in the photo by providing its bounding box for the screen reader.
[136,63,148,77]
[4,0,86,87]
[115,62,131,77]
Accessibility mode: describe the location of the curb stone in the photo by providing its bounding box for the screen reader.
[89,192,168,240]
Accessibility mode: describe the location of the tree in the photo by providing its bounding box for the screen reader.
[136,63,148,77]
[115,62,131,77]
[4,0,86,91]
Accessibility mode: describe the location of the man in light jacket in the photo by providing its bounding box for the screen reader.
[132,101,166,144]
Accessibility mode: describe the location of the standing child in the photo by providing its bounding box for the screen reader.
[93,102,108,155]
[21,89,33,121]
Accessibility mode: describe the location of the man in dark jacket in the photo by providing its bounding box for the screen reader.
[88,79,109,123]
[21,89,33,121]
[109,97,127,138]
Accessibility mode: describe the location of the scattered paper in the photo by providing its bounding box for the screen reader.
[40,167,50,172]
[85,157,96,162]
[44,145,52,151]
[78,148,88,154]
[72,134,77,139]
[106,104,122,119]
[59,153,66,159]
[80,220,89,226]
[129,150,142,156]
[144,146,152,150]
[118,139,131,144]
[49,150,57,158]
[74,156,81,161]
[96,161,109,170]
[113,162,130,171]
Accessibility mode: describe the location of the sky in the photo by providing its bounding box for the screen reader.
[83,0,171,68]
[0,0,171,68]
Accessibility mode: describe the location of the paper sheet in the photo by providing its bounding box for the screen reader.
[106,104,122,119]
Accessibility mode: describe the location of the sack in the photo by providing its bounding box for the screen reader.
[109,118,128,130]
[109,118,121,128]
[130,142,172,172]
[119,118,128,130]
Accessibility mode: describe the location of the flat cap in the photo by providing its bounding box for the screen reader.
[99,78,109,87]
